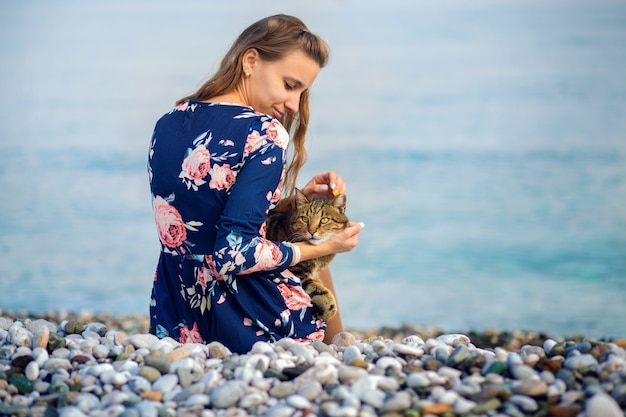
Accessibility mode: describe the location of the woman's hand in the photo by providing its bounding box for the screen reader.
[301,171,346,200]
[327,221,364,254]
[295,222,364,263]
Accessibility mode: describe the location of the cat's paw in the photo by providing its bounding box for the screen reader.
[312,293,337,320]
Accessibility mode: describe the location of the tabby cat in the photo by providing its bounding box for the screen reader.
[265,188,349,320]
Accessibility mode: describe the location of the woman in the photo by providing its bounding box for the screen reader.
[148,14,363,353]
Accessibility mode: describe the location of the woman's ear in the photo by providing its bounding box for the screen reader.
[242,48,259,75]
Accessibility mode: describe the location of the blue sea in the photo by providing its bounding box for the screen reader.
[1,0,625,339]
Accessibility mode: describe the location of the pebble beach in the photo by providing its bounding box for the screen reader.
[1,310,625,417]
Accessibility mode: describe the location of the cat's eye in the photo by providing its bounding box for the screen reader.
[299,216,309,223]
[320,217,330,224]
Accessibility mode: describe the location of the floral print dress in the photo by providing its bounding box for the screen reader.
[148,101,325,353]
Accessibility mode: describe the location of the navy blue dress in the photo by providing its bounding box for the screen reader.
[148,101,325,353]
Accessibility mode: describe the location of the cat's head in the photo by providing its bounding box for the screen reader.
[292,188,349,245]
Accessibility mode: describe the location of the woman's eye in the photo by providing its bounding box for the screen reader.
[284,81,295,90]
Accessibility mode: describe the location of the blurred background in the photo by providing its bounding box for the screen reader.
[1,0,625,339]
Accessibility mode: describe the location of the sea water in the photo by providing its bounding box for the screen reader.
[1,0,625,339]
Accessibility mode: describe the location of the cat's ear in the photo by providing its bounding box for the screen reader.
[333,194,347,213]
[294,188,309,208]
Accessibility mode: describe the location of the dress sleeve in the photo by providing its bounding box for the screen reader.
[211,117,295,276]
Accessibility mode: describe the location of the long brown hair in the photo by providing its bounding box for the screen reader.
[177,14,330,195]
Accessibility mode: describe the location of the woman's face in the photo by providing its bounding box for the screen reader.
[243,48,320,119]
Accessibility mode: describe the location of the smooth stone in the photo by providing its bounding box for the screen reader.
[138,366,162,383]
[25,361,39,381]
[33,325,50,349]
[8,325,32,348]
[184,393,210,408]
[84,322,108,336]
[166,345,192,362]
[556,368,578,390]
[436,334,471,346]
[286,394,311,409]
[585,393,623,417]
[269,381,297,398]
[43,358,72,372]
[338,366,368,385]
[211,380,246,408]
[407,372,430,388]
[265,404,297,417]
[454,397,477,414]
[392,344,424,357]
[207,341,231,358]
[9,375,33,395]
[239,390,269,408]
[361,389,386,408]
[543,339,558,354]
[447,345,471,367]
[510,364,539,380]
[381,391,411,412]
[140,390,163,402]
[297,380,322,401]
[401,335,425,347]
[342,345,363,364]
[58,406,88,417]
[144,355,171,374]
[64,321,84,335]
[153,374,179,393]
[74,393,100,413]
[513,379,548,397]
[472,398,501,414]
[508,394,538,412]
[288,343,316,365]
[331,332,356,349]
[127,376,152,394]
[124,333,159,349]
[564,354,598,371]
[92,344,110,359]
[547,404,583,417]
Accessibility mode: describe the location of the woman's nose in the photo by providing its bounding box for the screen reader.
[285,94,300,113]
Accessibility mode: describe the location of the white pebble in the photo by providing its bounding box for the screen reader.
[342,345,363,364]
[436,334,471,346]
[25,361,39,381]
[153,374,179,393]
[286,394,311,409]
[564,354,598,370]
[543,339,557,354]
[585,393,623,417]
[401,335,425,346]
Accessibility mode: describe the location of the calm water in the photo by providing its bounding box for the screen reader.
[1,0,625,339]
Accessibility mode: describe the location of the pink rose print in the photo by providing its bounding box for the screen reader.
[244,130,265,154]
[243,318,253,326]
[181,145,211,181]
[306,330,325,341]
[179,322,202,344]
[270,178,284,205]
[175,101,189,111]
[277,283,312,310]
[153,196,187,248]
[266,119,289,149]
[209,164,235,190]
[204,255,225,281]
[197,265,212,289]
[254,240,283,270]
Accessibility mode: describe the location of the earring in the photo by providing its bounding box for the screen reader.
[244,71,251,77]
